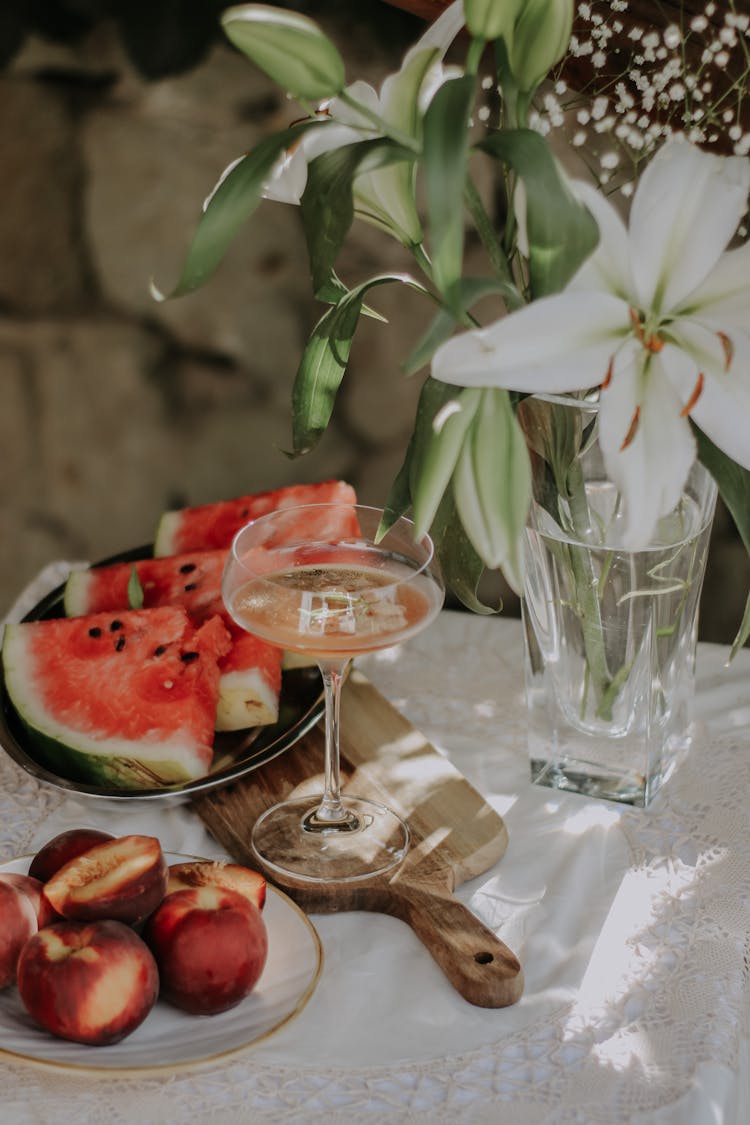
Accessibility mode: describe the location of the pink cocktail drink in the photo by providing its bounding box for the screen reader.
[227,545,443,661]
[223,504,444,884]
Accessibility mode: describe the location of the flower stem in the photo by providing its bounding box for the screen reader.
[463,179,525,309]
[565,460,614,716]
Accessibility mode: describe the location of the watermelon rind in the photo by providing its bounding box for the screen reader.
[63,568,94,618]
[9,718,199,789]
[153,510,182,558]
[216,668,279,731]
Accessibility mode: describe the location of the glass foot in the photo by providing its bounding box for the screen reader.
[251,795,410,884]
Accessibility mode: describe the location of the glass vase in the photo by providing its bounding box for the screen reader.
[517,394,717,807]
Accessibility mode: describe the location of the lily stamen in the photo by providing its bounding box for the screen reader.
[717,331,734,371]
[680,372,705,417]
[601,357,614,389]
[620,405,641,451]
[629,308,663,353]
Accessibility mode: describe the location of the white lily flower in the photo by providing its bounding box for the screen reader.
[432,139,750,547]
[262,0,465,243]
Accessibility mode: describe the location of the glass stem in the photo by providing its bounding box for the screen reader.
[316,659,352,823]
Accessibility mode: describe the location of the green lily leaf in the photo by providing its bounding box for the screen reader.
[464,178,524,308]
[301,138,415,298]
[315,272,350,306]
[730,594,750,661]
[403,276,519,375]
[152,123,316,300]
[403,306,459,377]
[477,128,599,297]
[292,273,429,455]
[423,74,476,308]
[127,565,144,610]
[291,303,359,456]
[221,5,345,100]
[516,393,584,499]
[316,271,388,323]
[378,447,414,541]
[431,489,501,614]
[694,426,750,657]
[453,387,531,592]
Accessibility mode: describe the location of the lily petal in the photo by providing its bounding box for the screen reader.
[327,81,380,129]
[675,238,750,331]
[382,10,462,132]
[629,139,750,315]
[599,351,696,548]
[568,180,632,301]
[432,291,631,392]
[661,328,750,471]
[663,318,750,385]
[262,120,363,204]
[354,165,422,244]
[403,0,465,62]
[263,144,311,204]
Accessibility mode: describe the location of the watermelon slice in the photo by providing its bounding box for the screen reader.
[2,608,231,789]
[64,551,282,731]
[153,480,358,556]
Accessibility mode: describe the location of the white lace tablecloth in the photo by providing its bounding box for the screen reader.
[2,563,750,1124]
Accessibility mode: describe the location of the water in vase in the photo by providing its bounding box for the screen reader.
[523,479,715,806]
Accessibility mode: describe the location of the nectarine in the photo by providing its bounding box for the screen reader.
[0,873,58,929]
[29,828,115,882]
[17,919,159,1045]
[145,885,268,1015]
[43,835,168,925]
[167,860,266,910]
[0,881,38,989]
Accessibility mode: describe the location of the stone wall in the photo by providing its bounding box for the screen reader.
[1,3,747,646]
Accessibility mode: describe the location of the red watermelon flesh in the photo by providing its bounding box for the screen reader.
[153,480,358,556]
[2,608,231,788]
[63,551,282,731]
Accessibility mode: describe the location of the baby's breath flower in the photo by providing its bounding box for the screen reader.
[538,0,750,195]
[663,25,681,49]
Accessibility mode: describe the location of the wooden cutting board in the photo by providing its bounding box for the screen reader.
[192,669,523,1008]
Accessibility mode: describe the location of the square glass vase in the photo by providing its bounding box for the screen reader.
[518,394,717,808]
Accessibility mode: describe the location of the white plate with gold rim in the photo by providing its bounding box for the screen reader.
[0,852,323,1072]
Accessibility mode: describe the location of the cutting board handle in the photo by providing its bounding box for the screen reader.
[386,877,523,1009]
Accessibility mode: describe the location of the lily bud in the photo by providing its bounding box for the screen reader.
[221,4,346,101]
[463,0,516,42]
[508,0,573,93]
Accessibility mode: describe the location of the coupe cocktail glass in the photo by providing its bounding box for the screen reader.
[222,503,444,883]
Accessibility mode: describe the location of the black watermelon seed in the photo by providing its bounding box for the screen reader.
[115,635,126,652]
[240,508,248,517]
[153,645,167,657]
[184,583,198,591]
[180,651,199,663]
[109,620,123,632]
[88,627,102,638]
[179,563,196,574]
